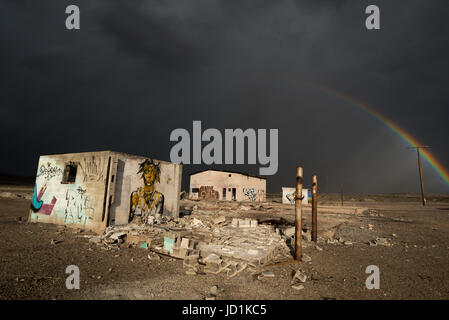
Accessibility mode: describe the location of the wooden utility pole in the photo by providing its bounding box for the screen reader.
[340,184,344,206]
[408,146,431,206]
[295,167,303,260]
[311,175,318,242]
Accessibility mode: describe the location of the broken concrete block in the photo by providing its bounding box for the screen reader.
[148,253,161,260]
[261,271,275,278]
[139,243,149,249]
[110,232,127,240]
[293,270,307,283]
[291,283,305,290]
[284,227,295,237]
[203,253,222,265]
[257,271,273,280]
[213,216,226,225]
[164,236,175,254]
[301,254,311,263]
[210,285,218,295]
[239,219,251,228]
[250,220,258,228]
[302,230,312,242]
[172,247,189,259]
[227,263,247,278]
[181,238,190,249]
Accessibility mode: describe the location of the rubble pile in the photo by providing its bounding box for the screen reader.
[86,202,293,277]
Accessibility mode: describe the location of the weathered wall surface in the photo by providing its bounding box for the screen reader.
[190,170,266,202]
[282,187,309,205]
[29,151,112,233]
[108,153,182,225]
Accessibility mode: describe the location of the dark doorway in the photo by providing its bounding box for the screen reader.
[232,188,236,201]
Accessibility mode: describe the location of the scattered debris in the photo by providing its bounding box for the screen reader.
[292,269,307,283]
[257,270,275,280]
[148,253,161,261]
[210,285,219,296]
[291,283,305,290]
[301,253,311,263]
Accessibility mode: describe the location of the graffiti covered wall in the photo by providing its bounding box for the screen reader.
[190,170,266,202]
[29,152,111,233]
[107,153,182,225]
[29,151,182,232]
[281,187,309,205]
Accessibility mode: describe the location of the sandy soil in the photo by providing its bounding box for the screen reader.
[1,187,448,300]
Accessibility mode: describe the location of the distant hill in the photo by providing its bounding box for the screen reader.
[0,173,35,186]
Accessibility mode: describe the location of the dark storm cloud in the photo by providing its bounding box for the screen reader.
[1,0,448,193]
[97,1,222,70]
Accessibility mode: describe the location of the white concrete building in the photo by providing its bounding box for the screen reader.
[28,151,182,234]
[189,169,266,202]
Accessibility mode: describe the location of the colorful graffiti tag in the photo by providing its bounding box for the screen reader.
[31,184,57,215]
[130,159,164,224]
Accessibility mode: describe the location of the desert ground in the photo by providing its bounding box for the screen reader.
[1,184,449,300]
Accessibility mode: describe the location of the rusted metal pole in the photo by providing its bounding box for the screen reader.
[311,175,318,242]
[295,167,303,260]
[417,148,426,206]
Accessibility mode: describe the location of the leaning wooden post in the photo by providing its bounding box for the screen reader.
[295,167,303,260]
[311,175,318,242]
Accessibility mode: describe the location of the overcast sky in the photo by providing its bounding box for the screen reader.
[1,0,448,194]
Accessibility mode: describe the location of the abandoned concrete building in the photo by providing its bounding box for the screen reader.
[28,151,182,234]
[189,169,266,202]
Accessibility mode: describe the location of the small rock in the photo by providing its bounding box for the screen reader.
[291,283,305,290]
[148,253,161,261]
[301,254,311,263]
[210,285,218,295]
[315,245,323,251]
[186,269,197,275]
[212,216,226,225]
[261,271,275,278]
[344,241,353,246]
[205,296,216,300]
[293,270,307,283]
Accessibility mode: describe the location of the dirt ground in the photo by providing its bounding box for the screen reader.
[1,185,449,300]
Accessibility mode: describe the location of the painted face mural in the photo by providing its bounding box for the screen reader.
[129,159,164,224]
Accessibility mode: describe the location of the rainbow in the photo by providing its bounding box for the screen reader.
[307,83,449,188]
